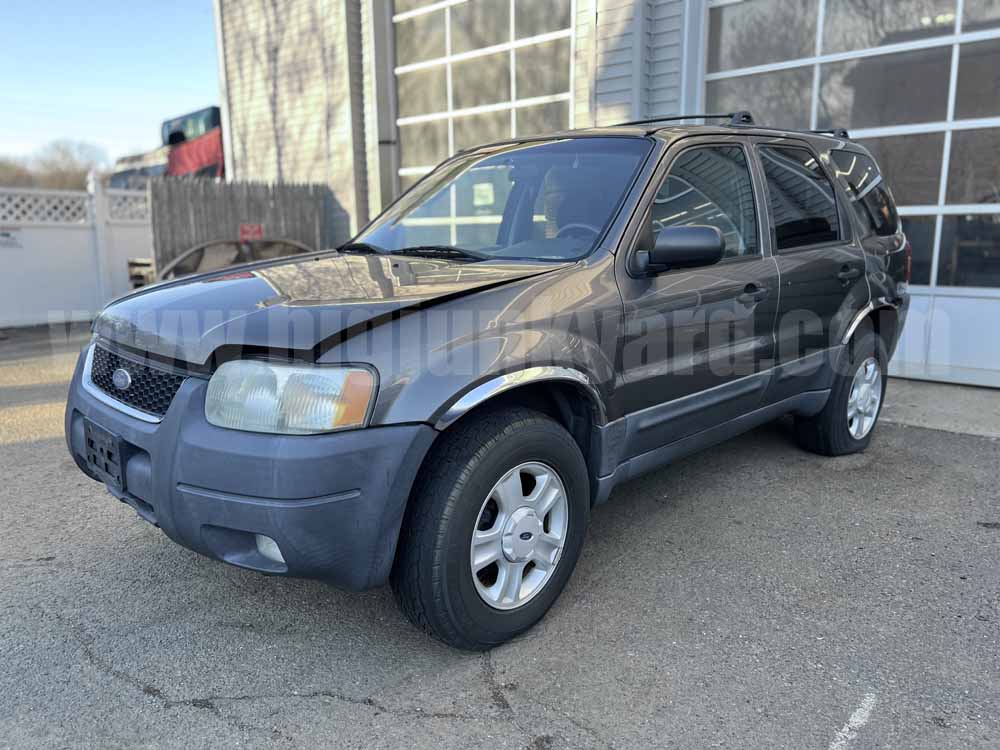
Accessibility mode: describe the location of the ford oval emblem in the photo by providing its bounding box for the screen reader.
[112,368,132,391]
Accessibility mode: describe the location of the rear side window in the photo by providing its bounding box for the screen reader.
[759,145,840,251]
[830,150,899,238]
[652,145,759,259]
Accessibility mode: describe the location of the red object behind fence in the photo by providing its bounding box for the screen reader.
[166,128,224,179]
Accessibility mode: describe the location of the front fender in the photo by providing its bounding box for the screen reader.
[319,261,623,427]
[432,366,608,430]
[365,315,616,427]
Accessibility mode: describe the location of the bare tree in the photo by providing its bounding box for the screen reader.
[33,140,108,189]
[0,158,36,188]
[0,140,108,190]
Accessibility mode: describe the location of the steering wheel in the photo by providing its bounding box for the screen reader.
[556,223,601,239]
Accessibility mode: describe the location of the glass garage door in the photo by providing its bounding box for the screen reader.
[390,0,575,248]
[704,0,1000,386]
[392,0,574,194]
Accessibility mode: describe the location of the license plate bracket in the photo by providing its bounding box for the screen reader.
[84,419,126,493]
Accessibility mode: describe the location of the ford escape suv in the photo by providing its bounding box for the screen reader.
[66,113,910,650]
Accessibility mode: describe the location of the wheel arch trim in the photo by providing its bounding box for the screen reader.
[841,299,898,345]
[433,367,608,431]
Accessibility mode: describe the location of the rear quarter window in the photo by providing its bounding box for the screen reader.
[830,150,900,238]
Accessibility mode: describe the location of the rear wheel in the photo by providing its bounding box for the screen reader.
[391,407,589,650]
[795,322,888,456]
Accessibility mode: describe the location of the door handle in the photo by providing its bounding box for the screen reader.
[837,266,862,283]
[737,283,768,305]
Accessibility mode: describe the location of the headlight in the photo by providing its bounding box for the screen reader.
[205,360,376,435]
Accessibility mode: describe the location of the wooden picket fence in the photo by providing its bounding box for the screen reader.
[149,178,349,268]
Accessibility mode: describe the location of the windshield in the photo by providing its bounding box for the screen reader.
[356,137,652,262]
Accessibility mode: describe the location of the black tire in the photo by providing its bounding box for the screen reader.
[390,407,590,650]
[795,322,888,456]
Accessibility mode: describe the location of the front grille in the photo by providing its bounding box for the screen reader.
[90,345,186,417]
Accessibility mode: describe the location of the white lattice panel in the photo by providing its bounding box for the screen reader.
[107,190,149,222]
[0,189,90,224]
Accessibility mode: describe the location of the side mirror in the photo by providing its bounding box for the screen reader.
[637,225,725,273]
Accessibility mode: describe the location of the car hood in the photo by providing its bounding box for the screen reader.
[94,252,566,364]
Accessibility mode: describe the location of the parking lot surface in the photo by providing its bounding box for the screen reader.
[1,329,998,749]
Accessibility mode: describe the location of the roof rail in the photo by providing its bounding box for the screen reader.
[812,128,851,139]
[614,111,755,130]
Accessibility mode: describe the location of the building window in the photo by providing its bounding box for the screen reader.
[706,67,813,130]
[900,216,936,285]
[853,133,944,207]
[392,0,574,195]
[938,215,1000,287]
[705,0,1000,290]
[707,0,818,72]
[817,47,953,130]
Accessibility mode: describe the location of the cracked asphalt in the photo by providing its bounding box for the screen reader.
[1,326,999,749]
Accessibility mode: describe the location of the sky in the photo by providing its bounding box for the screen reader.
[0,1,219,163]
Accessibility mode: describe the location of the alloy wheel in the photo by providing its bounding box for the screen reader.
[470,462,569,610]
[847,356,882,439]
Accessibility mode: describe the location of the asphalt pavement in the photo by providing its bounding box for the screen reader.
[1,326,998,749]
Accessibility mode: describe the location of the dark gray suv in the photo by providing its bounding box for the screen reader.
[65,114,910,649]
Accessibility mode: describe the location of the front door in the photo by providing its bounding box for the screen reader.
[615,136,779,459]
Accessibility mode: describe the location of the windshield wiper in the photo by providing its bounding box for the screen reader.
[388,245,490,262]
[338,241,383,255]
[339,242,489,262]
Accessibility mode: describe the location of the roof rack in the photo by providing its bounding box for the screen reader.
[811,128,851,139]
[614,111,755,131]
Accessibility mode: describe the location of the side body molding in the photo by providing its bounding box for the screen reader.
[434,367,608,430]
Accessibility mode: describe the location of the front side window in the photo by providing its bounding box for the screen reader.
[831,150,899,238]
[759,145,841,251]
[651,145,759,259]
[357,137,651,262]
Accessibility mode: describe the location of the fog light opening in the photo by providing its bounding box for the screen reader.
[254,534,286,564]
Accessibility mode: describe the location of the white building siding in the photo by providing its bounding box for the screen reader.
[647,0,685,116]
[216,0,361,240]
[359,0,399,218]
[573,0,686,126]
[361,0,381,216]
[573,0,597,126]
[594,0,641,124]
[344,0,369,226]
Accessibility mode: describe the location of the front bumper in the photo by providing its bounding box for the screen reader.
[65,347,436,590]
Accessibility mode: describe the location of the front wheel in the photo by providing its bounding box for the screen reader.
[795,322,888,456]
[391,407,590,650]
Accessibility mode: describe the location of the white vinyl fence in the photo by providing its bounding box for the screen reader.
[0,176,151,328]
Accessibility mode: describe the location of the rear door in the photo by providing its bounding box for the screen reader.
[829,148,908,289]
[751,137,870,401]
[615,135,780,457]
